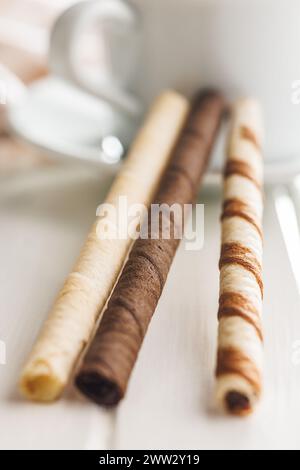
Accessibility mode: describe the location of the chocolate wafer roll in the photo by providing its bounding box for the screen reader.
[216,98,264,416]
[75,90,225,406]
[19,91,189,402]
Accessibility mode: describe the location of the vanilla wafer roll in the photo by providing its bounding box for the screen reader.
[216,98,264,416]
[19,91,189,402]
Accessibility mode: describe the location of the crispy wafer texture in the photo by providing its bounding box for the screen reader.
[19,91,189,402]
[75,91,226,406]
[216,98,264,416]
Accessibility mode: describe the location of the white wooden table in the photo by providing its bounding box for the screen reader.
[1,165,300,450]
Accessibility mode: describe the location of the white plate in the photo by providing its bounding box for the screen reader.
[1,165,300,449]
[8,76,300,185]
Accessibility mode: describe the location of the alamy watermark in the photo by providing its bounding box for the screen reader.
[96,196,205,251]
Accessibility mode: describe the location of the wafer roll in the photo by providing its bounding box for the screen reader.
[76,91,225,406]
[19,91,189,402]
[216,98,264,416]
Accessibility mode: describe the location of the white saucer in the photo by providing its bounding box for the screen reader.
[7,75,300,185]
[7,76,137,177]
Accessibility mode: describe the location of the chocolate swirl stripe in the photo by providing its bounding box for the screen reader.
[216,347,262,417]
[224,159,262,190]
[219,242,263,298]
[75,91,226,406]
[216,98,264,416]
[240,125,262,152]
[221,198,263,240]
[218,293,263,342]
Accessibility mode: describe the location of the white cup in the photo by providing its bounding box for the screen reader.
[50,0,300,164]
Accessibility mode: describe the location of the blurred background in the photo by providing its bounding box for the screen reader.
[0,0,83,174]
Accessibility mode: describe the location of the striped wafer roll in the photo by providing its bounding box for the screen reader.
[215,98,264,416]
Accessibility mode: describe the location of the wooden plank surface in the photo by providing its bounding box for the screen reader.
[114,190,300,450]
[0,166,113,450]
[1,166,300,449]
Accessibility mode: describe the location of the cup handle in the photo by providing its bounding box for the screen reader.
[49,0,141,117]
